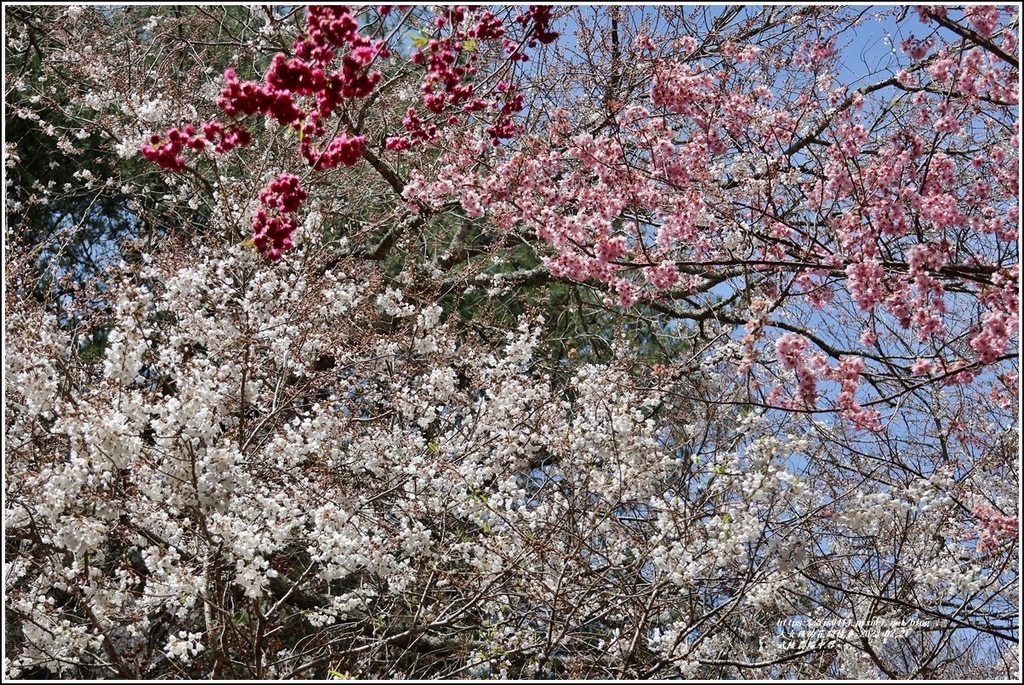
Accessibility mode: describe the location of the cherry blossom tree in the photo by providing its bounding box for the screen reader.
[4,5,1018,679]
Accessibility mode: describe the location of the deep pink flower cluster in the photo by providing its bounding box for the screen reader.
[218,12,387,128]
[201,122,252,154]
[253,174,307,260]
[514,6,559,47]
[395,32,480,146]
[266,54,326,97]
[141,122,252,170]
[386,109,432,151]
[155,5,385,163]
[219,69,304,126]
[499,5,559,58]
[387,6,557,150]
[298,5,359,63]
[259,174,307,213]
[144,6,394,259]
[251,211,298,262]
[141,128,193,171]
[336,48,383,100]
[417,38,474,95]
[469,10,506,40]
[305,132,366,171]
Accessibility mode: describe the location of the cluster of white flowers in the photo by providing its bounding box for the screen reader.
[3,308,68,426]
[164,630,204,664]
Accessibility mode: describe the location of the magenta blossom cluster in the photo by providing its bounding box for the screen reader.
[141,123,251,171]
[387,5,557,150]
[253,174,307,261]
[308,132,365,171]
[142,6,559,259]
[218,5,386,170]
[143,6,392,260]
[212,6,393,256]
[513,6,559,48]
[218,5,388,123]
[218,67,303,125]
